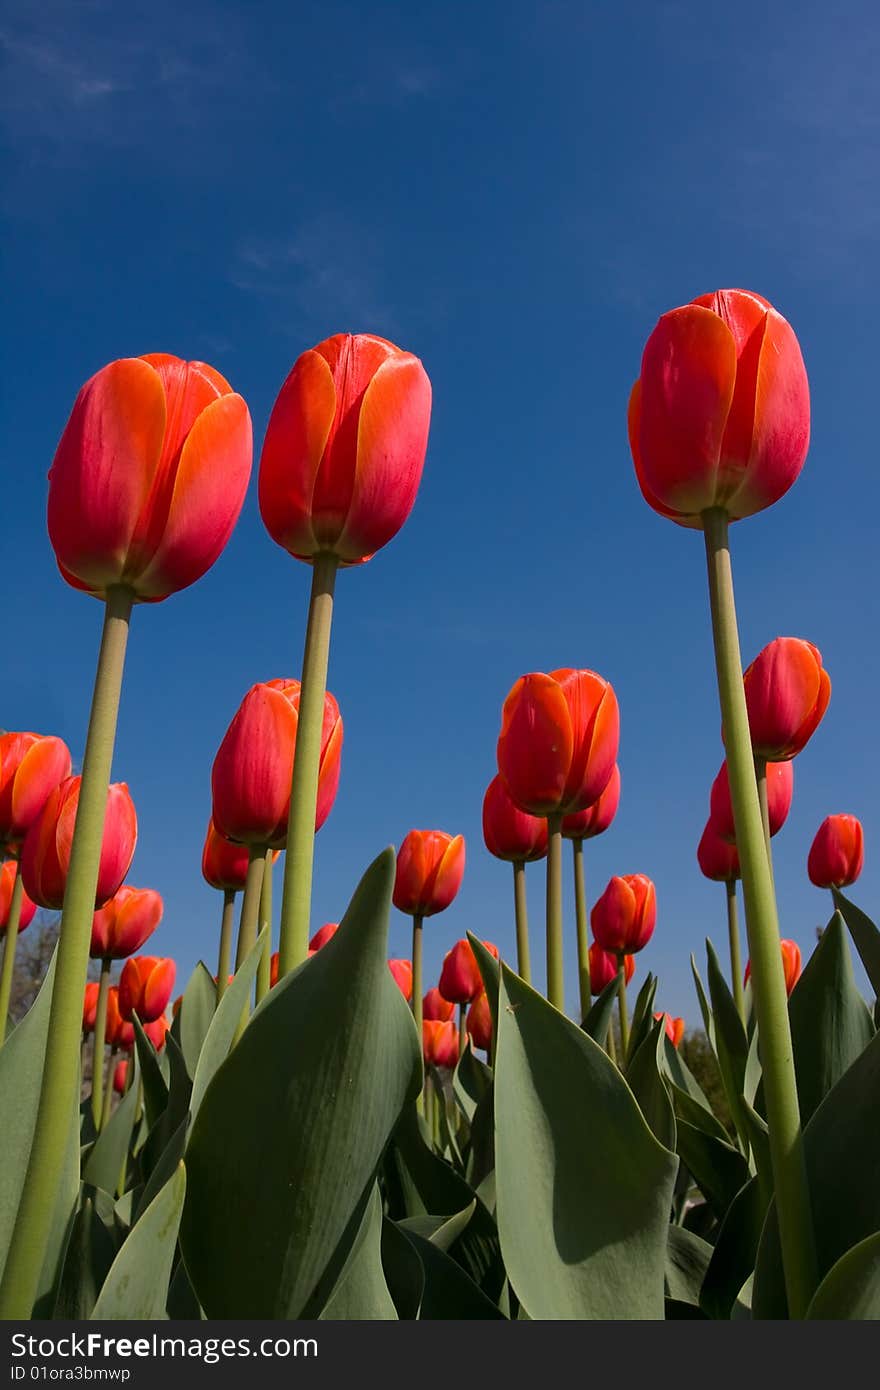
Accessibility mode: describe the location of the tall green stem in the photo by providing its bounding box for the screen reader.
[572,840,592,1021]
[235,848,265,971]
[606,1025,618,1066]
[702,507,817,1318]
[216,889,235,1000]
[0,864,25,1041]
[255,848,274,1005]
[615,955,630,1059]
[277,553,338,979]
[726,878,745,1024]
[90,958,112,1128]
[458,1003,466,1057]
[755,756,776,888]
[545,814,564,1012]
[100,1045,118,1131]
[0,585,133,1319]
[512,860,531,983]
[411,915,424,1113]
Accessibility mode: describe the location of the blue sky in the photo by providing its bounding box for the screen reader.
[4,0,879,1022]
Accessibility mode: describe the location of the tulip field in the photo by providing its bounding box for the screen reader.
[2,297,880,1324]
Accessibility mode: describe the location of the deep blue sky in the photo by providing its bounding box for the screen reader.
[4,0,879,1021]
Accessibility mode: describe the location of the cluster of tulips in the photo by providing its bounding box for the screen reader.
[1,289,878,1323]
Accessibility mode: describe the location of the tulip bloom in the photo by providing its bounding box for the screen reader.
[655,1012,686,1048]
[47,355,252,602]
[20,778,137,911]
[388,959,413,1001]
[259,333,432,566]
[438,938,498,1005]
[82,982,100,1033]
[482,776,548,862]
[104,987,132,1050]
[90,885,162,960]
[562,764,621,840]
[0,733,72,849]
[118,955,176,1023]
[697,820,741,881]
[588,943,635,995]
[212,679,342,848]
[393,831,465,918]
[466,991,492,1052]
[112,1060,129,1095]
[423,987,456,1023]
[742,638,830,761]
[422,1019,459,1069]
[807,814,864,889]
[591,875,656,955]
[309,922,338,952]
[628,289,810,527]
[201,818,251,892]
[710,758,793,843]
[496,669,619,817]
[746,939,801,997]
[0,862,37,934]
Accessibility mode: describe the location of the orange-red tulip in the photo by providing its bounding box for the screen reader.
[269,952,280,988]
[745,939,801,996]
[82,981,100,1033]
[438,938,498,1005]
[742,638,830,761]
[591,874,656,955]
[422,1018,458,1069]
[628,289,809,527]
[112,1059,128,1095]
[90,885,162,960]
[143,1014,170,1051]
[697,820,741,882]
[807,814,864,889]
[0,862,37,934]
[481,775,548,862]
[47,355,252,602]
[497,669,619,817]
[259,333,432,566]
[201,818,251,893]
[655,1011,686,1047]
[388,959,413,1001]
[423,987,456,1023]
[0,732,72,849]
[105,987,132,1049]
[309,922,338,952]
[118,955,176,1023]
[211,679,342,848]
[710,758,793,843]
[562,764,621,840]
[466,991,492,1051]
[588,942,635,995]
[393,830,465,918]
[20,777,137,911]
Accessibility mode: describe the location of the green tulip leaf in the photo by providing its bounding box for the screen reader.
[91,1163,186,1319]
[671,1082,730,1145]
[166,1257,204,1320]
[82,1053,142,1195]
[403,1228,506,1319]
[626,971,658,1065]
[832,889,880,1000]
[691,955,715,1046]
[467,933,501,1018]
[663,1036,716,1116]
[319,1185,397,1320]
[453,1043,492,1124]
[399,1201,476,1254]
[132,1015,169,1129]
[626,1016,677,1151]
[674,1119,750,1222]
[805,1231,880,1319]
[699,1176,766,1320]
[187,925,267,1120]
[177,963,217,1081]
[52,1196,117,1320]
[581,971,621,1045]
[381,1217,425,1320]
[140,1033,191,1185]
[665,1225,714,1307]
[705,940,750,1152]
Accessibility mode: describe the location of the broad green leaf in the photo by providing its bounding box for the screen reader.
[625,971,658,1064]
[177,963,217,1081]
[166,1258,203,1319]
[663,1036,716,1116]
[467,933,501,1016]
[132,1015,169,1129]
[805,1231,880,1319]
[699,1177,767,1320]
[674,1120,750,1221]
[626,1017,676,1150]
[399,1202,476,1254]
[188,926,267,1120]
[52,1196,116,1319]
[665,1225,713,1306]
[494,965,678,1319]
[705,940,750,1153]
[135,1118,188,1227]
[832,889,880,1000]
[319,1185,397,1320]
[788,911,874,1124]
[180,851,421,1318]
[691,955,715,1046]
[671,1083,731,1146]
[140,1034,191,1185]
[82,1054,142,1195]
[404,1228,505,1319]
[381,1217,424,1319]
[91,1163,185,1319]
[581,970,620,1046]
[453,1043,492,1124]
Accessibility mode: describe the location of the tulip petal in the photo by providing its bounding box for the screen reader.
[258,349,337,558]
[426,835,466,917]
[728,308,810,519]
[497,674,574,815]
[9,736,71,839]
[212,686,298,846]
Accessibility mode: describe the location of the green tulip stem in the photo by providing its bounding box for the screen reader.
[512,860,531,983]
[754,755,776,889]
[216,889,235,1001]
[100,1045,118,1132]
[90,957,112,1128]
[726,878,746,1024]
[0,863,25,1042]
[545,814,564,1012]
[572,840,592,1021]
[615,955,630,1059]
[0,583,133,1320]
[277,551,339,979]
[606,1024,618,1066]
[412,914,424,1112]
[255,848,274,1005]
[458,1003,467,1057]
[235,849,266,972]
[702,506,817,1318]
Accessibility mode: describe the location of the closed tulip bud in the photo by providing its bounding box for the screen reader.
[497,669,619,817]
[422,1018,459,1069]
[629,289,810,527]
[466,991,492,1051]
[0,862,37,934]
[393,830,465,918]
[118,955,176,1023]
[807,814,864,889]
[710,758,793,843]
[211,679,342,848]
[259,333,432,566]
[47,355,252,602]
[588,942,635,995]
[309,922,338,952]
[112,1059,128,1095]
[388,959,413,1001]
[0,732,72,849]
[142,1014,170,1051]
[438,938,498,1005]
[745,939,801,996]
[562,764,621,841]
[90,885,162,959]
[742,638,830,761]
[201,818,251,892]
[482,775,548,862]
[105,987,133,1050]
[20,777,137,910]
[423,987,456,1022]
[654,1012,686,1047]
[697,820,741,881]
[82,981,100,1032]
[269,952,280,988]
[591,874,656,955]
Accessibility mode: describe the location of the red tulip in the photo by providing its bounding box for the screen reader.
[90,885,162,960]
[82,981,100,1032]
[422,1018,458,1069]
[105,987,132,1049]
[201,818,251,892]
[388,958,413,1001]
[47,355,252,602]
[0,862,37,934]
[112,1059,128,1095]
[211,679,342,848]
[591,874,656,955]
[497,669,619,817]
[269,952,280,988]
[423,987,455,1023]
[466,991,492,1051]
[655,1011,686,1047]
[143,1014,170,1051]
[742,638,830,761]
[807,815,864,889]
[628,289,810,527]
[0,732,72,849]
[697,820,741,882]
[20,777,137,910]
[309,922,338,951]
[710,758,793,843]
[259,333,432,566]
[118,955,176,1023]
[481,775,548,863]
[588,942,635,995]
[393,830,465,918]
[562,764,621,840]
[438,938,498,1005]
[745,939,801,996]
